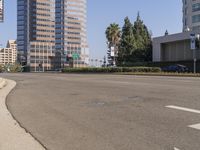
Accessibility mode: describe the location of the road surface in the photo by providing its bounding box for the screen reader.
[1,73,200,150]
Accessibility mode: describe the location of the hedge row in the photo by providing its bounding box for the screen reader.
[0,65,3,73]
[0,64,22,73]
[118,60,200,73]
[62,67,161,73]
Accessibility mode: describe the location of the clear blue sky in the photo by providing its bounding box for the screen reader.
[0,0,182,59]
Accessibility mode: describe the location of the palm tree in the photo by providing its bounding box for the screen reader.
[105,23,121,47]
[105,23,121,66]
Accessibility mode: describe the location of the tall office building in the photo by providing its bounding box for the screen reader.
[183,0,200,31]
[17,0,89,72]
[55,0,89,68]
[0,0,4,22]
[17,0,56,72]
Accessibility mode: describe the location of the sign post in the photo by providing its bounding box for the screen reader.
[190,34,196,50]
[72,53,79,68]
[110,46,116,66]
[190,34,197,74]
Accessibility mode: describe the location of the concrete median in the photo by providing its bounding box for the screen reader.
[0,78,7,89]
[0,78,45,150]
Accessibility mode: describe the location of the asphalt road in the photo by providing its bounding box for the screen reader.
[1,73,200,150]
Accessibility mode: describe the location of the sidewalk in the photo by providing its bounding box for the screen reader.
[0,78,45,150]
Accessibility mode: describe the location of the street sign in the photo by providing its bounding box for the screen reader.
[72,53,79,59]
[190,34,196,50]
[111,46,115,57]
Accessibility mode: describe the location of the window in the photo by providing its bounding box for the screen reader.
[192,14,200,23]
[192,3,200,12]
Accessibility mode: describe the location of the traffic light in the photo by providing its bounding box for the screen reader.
[39,63,42,68]
[195,38,200,49]
[66,55,69,61]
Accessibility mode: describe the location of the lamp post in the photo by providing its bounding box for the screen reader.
[194,34,200,74]
[56,50,65,69]
[190,33,198,74]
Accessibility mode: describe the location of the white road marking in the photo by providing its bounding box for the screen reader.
[166,105,200,131]
[188,123,200,130]
[174,147,180,150]
[166,105,200,114]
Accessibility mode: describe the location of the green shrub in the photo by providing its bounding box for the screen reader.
[4,64,22,73]
[62,67,161,73]
[9,64,22,72]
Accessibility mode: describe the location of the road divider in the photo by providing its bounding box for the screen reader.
[0,78,45,150]
[0,78,7,89]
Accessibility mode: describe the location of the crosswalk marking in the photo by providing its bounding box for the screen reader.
[166,105,200,114]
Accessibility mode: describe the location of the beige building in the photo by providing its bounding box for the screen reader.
[28,42,55,72]
[0,40,17,65]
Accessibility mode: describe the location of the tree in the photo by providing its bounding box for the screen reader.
[105,23,121,65]
[105,23,121,47]
[132,13,152,62]
[118,17,136,65]
[105,13,152,66]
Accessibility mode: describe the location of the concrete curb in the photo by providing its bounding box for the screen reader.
[0,78,45,150]
[0,78,7,89]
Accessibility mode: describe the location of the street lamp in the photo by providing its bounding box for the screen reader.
[56,50,65,69]
[194,34,200,74]
[190,33,198,74]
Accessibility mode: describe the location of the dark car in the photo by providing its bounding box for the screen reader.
[162,64,189,73]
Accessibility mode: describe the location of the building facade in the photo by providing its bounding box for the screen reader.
[17,0,56,72]
[55,0,89,68]
[17,0,89,72]
[183,0,200,31]
[153,0,200,63]
[0,40,17,65]
[153,31,200,62]
[0,0,4,22]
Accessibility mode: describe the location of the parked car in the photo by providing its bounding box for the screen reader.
[162,64,189,73]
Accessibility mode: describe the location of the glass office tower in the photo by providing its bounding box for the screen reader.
[55,0,89,67]
[17,0,56,71]
[17,0,89,71]
[17,0,28,57]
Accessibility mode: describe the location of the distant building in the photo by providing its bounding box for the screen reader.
[0,40,17,65]
[153,0,200,63]
[55,0,89,68]
[17,0,89,72]
[17,0,56,72]
[153,31,200,62]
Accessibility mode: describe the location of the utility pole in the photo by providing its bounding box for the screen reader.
[194,34,200,74]
[190,33,198,74]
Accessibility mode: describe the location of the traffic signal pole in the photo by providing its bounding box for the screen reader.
[191,33,198,74]
[193,49,197,74]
